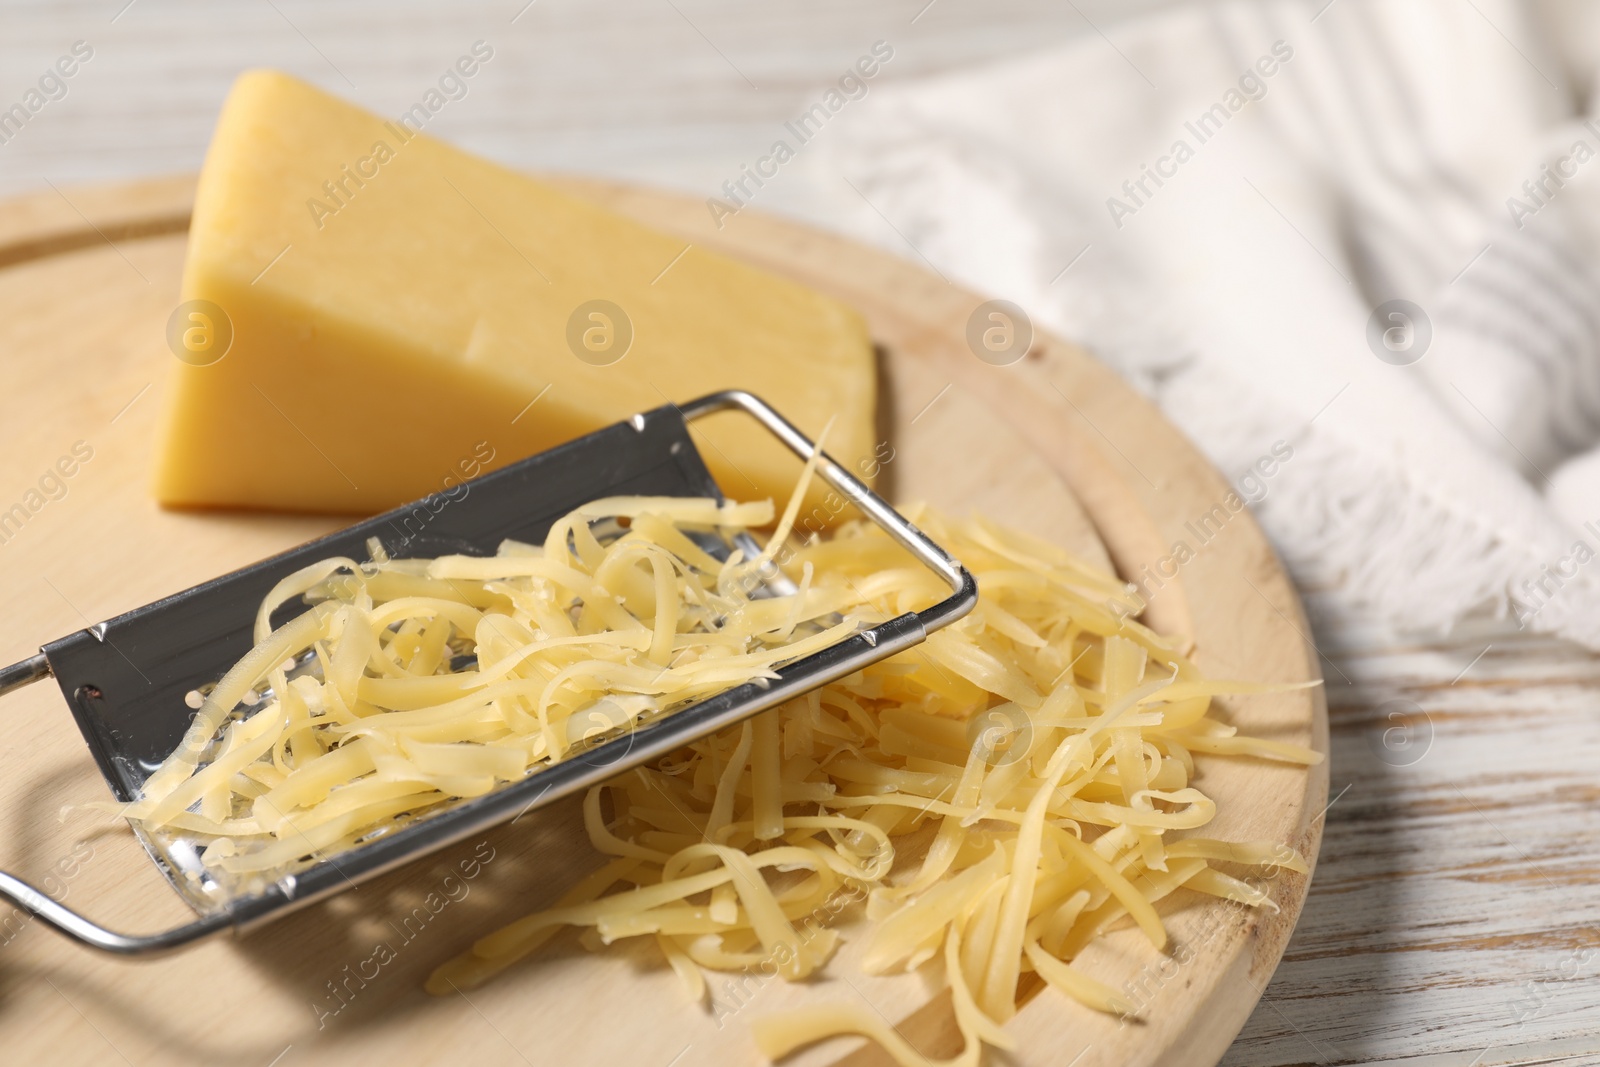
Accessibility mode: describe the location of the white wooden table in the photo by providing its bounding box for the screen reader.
[2,2,1598,1064]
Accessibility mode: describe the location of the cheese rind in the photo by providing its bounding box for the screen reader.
[155,70,876,517]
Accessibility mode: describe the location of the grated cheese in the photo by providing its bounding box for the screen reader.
[420,506,1321,1067]
[122,486,864,877]
[125,461,1320,1066]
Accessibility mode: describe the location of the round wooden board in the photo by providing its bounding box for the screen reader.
[0,175,1326,1067]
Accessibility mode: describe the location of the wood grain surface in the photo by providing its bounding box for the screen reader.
[0,175,1325,1067]
[1221,604,1600,1067]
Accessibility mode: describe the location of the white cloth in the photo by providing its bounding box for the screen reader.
[808,0,1600,648]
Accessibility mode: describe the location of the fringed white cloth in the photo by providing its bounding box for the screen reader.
[811,0,1600,648]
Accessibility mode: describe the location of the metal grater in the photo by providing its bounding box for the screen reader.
[0,391,976,956]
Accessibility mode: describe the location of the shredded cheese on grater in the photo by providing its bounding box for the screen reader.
[121,438,858,875]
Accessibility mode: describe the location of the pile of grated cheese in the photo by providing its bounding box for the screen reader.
[422,508,1321,1067]
[125,456,1319,1066]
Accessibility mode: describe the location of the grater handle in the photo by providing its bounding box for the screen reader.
[0,871,232,955]
[0,652,50,696]
[0,655,237,954]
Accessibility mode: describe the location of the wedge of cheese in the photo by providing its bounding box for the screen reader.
[154,70,876,519]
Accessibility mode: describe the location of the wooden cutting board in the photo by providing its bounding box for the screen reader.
[0,175,1327,1067]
